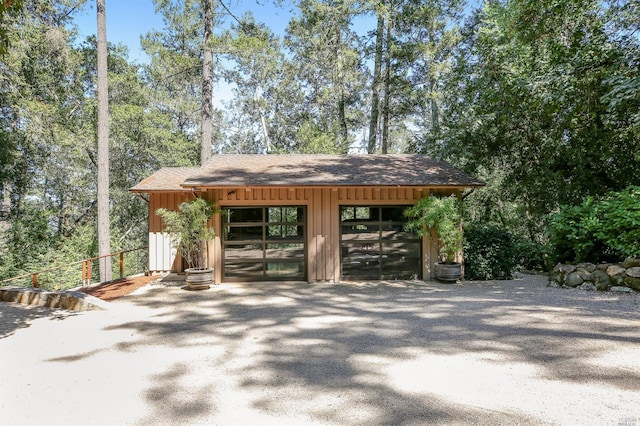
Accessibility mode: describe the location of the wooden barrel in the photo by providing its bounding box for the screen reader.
[434,262,462,282]
[185,268,213,290]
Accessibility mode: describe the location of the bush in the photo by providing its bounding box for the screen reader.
[548,186,640,263]
[463,225,516,280]
[513,238,549,271]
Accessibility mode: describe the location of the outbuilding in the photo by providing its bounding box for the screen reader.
[130,154,484,283]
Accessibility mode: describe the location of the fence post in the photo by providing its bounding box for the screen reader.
[32,273,38,288]
[119,252,124,279]
[82,261,86,286]
[87,260,92,285]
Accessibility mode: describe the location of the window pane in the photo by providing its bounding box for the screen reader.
[381,224,418,240]
[225,244,263,260]
[266,243,304,259]
[382,242,421,258]
[341,242,380,260]
[342,258,380,279]
[225,262,264,277]
[267,207,302,223]
[341,224,379,240]
[381,207,405,222]
[266,261,304,278]
[341,206,374,221]
[225,226,263,241]
[267,224,303,239]
[340,206,355,221]
[227,208,263,223]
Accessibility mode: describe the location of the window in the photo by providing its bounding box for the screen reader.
[340,206,420,280]
[222,207,306,281]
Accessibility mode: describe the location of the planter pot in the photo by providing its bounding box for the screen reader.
[434,262,462,283]
[185,267,214,290]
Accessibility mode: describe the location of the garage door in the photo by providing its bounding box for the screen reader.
[340,206,421,280]
[222,206,306,281]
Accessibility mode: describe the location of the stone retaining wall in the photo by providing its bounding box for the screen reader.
[549,258,640,292]
[0,286,109,311]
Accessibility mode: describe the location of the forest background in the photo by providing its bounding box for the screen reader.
[0,0,638,285]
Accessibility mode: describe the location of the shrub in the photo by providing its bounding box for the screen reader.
[513,238,549,271]
[548,186,640,263]
[463,225,516,280]
[404,195,463,263]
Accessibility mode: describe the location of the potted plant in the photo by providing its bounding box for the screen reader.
[156,197,217,290]
[404,194,464,282]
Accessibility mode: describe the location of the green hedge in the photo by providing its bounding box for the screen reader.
[463,225,517,280]
[548,186,640,263]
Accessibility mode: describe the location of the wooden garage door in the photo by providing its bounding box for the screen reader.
[222,206,306,281]
[340,206,421,280]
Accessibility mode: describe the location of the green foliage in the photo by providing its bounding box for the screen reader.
[463,225,516,280]
[549,186,640,263]
[0,0,21,55]
[430,0,640,225]
[512,238,549,272]
[404,195,462,263]
[156,198,217,269]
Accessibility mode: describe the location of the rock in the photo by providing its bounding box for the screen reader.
[579,283,597,291]
[606,265,626,277]
[548,281,561,288]
[622,258,640,268]
[576,268,593,282]
[565,272,584,287]
[596,263,611,271]
[558,264,577,274]
[592,270,611,291]
[610,286,632,293]
[577,263,596,273]
[626,267,640,278]
[623,277,640,291]
[610,274,625,286]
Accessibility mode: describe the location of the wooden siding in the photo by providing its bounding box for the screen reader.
[147,192,193,272]
[147,186,459,281]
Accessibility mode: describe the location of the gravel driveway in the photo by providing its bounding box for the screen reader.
[1,275,639,425]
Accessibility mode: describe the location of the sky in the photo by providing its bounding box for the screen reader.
[72,0,296,64]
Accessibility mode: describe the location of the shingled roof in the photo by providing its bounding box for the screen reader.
[131,154,484,192]
[130,167,197,192]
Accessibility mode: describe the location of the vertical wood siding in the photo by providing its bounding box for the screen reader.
[147,192,192,272]
[147,187,459,280]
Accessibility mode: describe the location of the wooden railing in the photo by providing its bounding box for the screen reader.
[0,247,148,289]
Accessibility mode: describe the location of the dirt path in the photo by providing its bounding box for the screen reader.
[78,274,160,301]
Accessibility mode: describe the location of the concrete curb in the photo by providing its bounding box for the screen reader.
[0,286,110,311]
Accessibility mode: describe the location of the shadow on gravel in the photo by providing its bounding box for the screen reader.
[0,303,75,340]
[88,278,640,423]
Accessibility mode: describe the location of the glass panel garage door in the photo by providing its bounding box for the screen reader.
[223,206,306,281]
[340,206,421,280]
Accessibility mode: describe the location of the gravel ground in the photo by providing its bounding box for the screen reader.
[1,275,639,425]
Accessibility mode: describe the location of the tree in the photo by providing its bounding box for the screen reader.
[141,0,224,166]
[285,0,367,153]
[96,0,111,282]
[201,0,213,164]
[433,0,639,238]
[223,14,295,153]
[0,0,22,55]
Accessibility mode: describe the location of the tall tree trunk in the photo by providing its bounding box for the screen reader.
[368,9,384,154]
[338,90,348,150]
[381,17,392,154]
[96,0,111,282]
[201,0,213,164]
[429,78,439,134]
